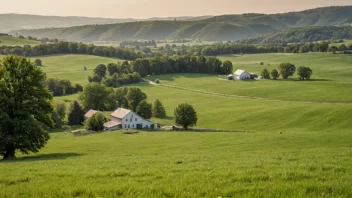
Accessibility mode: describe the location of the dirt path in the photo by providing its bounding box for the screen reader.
[146,80,352,105]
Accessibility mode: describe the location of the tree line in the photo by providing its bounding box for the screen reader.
[46,78,83,96]
[260,63,313,80]
[0,41,143,60]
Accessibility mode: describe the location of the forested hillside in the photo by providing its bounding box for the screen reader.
[235,26,352,44]
[9,6,352,42]
[12,21,277,42]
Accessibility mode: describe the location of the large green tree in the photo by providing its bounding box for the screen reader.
[174,103,198,130]
[278,63,296,79]
[0,55,54,160]
[79,83,110,110]
[126,87,147,112]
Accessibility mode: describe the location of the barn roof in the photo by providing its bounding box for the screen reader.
[111,108,131,119]
[104,121,121,128]
[85,109,104,118]
[234,69,248,76]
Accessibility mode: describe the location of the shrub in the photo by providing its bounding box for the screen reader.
[155,79,160,84]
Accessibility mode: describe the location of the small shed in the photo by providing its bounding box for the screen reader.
[227,74,235,80]
[104,121,121,131]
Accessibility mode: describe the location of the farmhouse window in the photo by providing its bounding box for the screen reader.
[135,118,137,121]
[130,118,132,122]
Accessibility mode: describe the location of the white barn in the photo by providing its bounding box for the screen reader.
[104,108,156,131]
[234,69,251,80]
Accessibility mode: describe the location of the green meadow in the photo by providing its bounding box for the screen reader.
[0,131,351,197]
[1,52,352,197]
[150,53,352,103]
[0,36,40,46]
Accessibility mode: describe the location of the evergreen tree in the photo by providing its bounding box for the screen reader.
[152,99,166,118]
[68,100,85,125]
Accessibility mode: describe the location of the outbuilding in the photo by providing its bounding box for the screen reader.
[234,69,251,80]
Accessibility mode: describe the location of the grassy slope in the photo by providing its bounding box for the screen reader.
[35,54,123,85]
[0,36,40,46]
[149,53,352,103]
[0,131,351,197]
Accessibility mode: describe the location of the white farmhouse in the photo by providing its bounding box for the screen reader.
[103,108,156,131]
[234,69,251,80]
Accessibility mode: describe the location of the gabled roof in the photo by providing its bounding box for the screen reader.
[85,109,102,118]
[234,69,248,76]
[104,121,121,128]
[111,108,131,119]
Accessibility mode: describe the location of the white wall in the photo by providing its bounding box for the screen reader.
[120,112,155,129]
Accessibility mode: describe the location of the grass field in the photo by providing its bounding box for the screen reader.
[0,130,351,197]
[0,36,40,46]
[1,52,352,197]
[34,54,123,85]
[149,53,352,103]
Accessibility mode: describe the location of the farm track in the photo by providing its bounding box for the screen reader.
[147,80,352,105]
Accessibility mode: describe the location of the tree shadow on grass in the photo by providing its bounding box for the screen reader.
[0,153,83,163]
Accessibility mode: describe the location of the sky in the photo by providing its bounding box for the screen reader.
[0,0,351,18]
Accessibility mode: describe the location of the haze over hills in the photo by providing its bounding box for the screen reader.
[0,14,212,33]
[8,6,352,42]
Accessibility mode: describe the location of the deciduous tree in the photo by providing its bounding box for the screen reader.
[279,63,296,79]
[136,100,152,119]
[0,55,54,160]
[126,87,147,112]
[297,66,313,80]
[261,69,270,79]
[271,69,280,80]
[174,103,197,130]
[85,112,104,131]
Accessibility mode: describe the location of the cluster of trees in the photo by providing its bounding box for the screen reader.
[187,42,352,57]
[101,56,233,80]
[88,63,142,87]
[261,63,313,80]
[46,78,83,96]
[0,41,143,60]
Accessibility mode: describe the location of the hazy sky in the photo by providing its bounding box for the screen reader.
[0,0,351,18]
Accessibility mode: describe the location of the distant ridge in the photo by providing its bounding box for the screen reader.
[8,6,352,42]
[0,13,212,33]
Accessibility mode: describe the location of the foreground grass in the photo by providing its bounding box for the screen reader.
[149,53,352,102]
[0,36,40,46]
[0,131,351,197]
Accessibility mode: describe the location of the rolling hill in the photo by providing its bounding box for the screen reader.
[0,14,212,33]
[11,21,277,42]
[9,6,352,42]
[236,26,352,44]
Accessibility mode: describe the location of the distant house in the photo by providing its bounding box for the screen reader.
[234,69,251,80]
[84,109,104,120]
[103,108,156,131]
